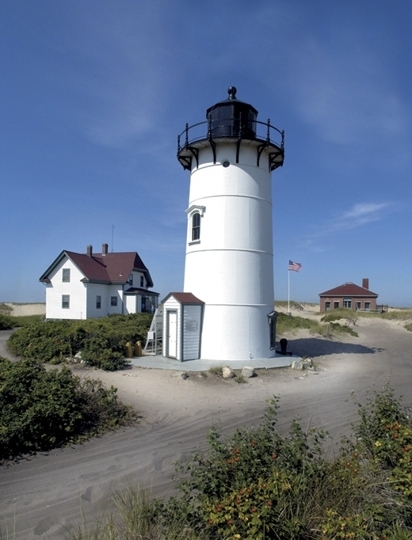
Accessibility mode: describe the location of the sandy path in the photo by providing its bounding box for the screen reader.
[0,317,411,539]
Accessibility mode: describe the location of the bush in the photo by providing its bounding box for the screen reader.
[0,314,14,330]
[158,390,412,539]
[276,312,358,338]
[7,313,152,370]
[0,357,134,461]
[276,312,320,334]
[65,388,412,539]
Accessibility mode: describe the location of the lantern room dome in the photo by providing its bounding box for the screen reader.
[205,86,258,139]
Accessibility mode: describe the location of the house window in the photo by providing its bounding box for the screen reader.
[192,212,201,241]
[334,301,339,309]
[343,299,352,309]
[128,274,133,285]
[62,268,70,282]
[111,296,117,307]
[325,302,331,311]
[355,302,361,311]
[62,295,70,309]
[365,302,371,311]
[140,276,144,287]
[96,295,101,309]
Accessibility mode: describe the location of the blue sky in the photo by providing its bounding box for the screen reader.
[1,0,411,307]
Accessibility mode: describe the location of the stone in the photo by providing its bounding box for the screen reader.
[222,366,235,379]
[291,361,304,371]
[302,357,313,369]
[242,366,255,378]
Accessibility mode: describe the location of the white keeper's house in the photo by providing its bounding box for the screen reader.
[39,243,159,320]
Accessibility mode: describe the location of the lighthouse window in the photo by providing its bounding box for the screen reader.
[192,212,201,241]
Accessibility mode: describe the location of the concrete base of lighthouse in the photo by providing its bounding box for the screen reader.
[131,353,299,371]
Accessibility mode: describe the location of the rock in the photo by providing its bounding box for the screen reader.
[242,366,255,378]
[291,361,304,371]
[302,357,313,369]
[173,371,189,379]
[222,366,235,379]
[292,358,315,371]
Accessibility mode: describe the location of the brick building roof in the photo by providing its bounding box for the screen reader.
[319,282,378,298]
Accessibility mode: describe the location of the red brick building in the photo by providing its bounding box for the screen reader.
[319,279,378,312]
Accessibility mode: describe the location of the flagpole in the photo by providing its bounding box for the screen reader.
[287,263,290,314]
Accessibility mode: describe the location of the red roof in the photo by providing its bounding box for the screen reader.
[162,292,204,304]
[319,282,378,298]
[40,250,154,288]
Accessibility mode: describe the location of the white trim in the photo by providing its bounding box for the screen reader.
[186,204,206,217]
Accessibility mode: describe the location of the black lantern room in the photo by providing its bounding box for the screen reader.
[206,86,257,139]
[177,87,284,172]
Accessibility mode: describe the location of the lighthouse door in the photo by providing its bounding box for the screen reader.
[167,311,178,358]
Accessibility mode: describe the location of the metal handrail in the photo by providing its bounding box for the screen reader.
[177,117,284,153]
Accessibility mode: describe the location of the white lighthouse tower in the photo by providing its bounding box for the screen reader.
[176,87,284,362]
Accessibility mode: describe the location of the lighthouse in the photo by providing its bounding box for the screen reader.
[175,87,284,362]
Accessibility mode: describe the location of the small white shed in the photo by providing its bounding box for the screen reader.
[162,292,204,361]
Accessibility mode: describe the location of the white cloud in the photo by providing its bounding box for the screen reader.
[302,200,396,252]
[338,202,391,227]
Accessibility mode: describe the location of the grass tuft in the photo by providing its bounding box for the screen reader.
[208,366,223,376]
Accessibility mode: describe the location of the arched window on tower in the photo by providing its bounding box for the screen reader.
[192,212,201,241]
[186,204,205,244]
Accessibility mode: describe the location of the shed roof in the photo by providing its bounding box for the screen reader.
[162,292,204,305]
[319,282,378,298]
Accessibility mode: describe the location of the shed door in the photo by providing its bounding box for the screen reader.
[167,311,178,358]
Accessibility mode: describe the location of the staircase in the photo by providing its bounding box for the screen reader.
[143,306,163,355]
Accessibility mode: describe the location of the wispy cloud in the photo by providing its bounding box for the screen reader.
[302,201,396,252]
[335,202,391,229]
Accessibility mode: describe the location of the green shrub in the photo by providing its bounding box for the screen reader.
[276,312,320,334]
[0,314,14,330]
[64,388,412,539]
[277,312,358,338]
[7,313,151,370]
[158,391,412,539]
[0,357,134,461]
[0,313,44,329]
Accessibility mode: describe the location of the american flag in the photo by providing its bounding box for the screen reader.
[288,260,302,272]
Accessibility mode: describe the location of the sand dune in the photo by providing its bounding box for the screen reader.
[1,314,411,539]
[2,303,45,317]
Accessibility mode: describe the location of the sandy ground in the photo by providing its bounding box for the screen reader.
[2,303,45,316]
[1,309,412,539]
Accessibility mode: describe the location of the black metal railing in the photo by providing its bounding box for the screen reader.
[177,115,284,153]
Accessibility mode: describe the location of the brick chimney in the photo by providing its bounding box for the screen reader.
[87,245,93,257]
[102,243,108,256]
[362,278,369,290]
